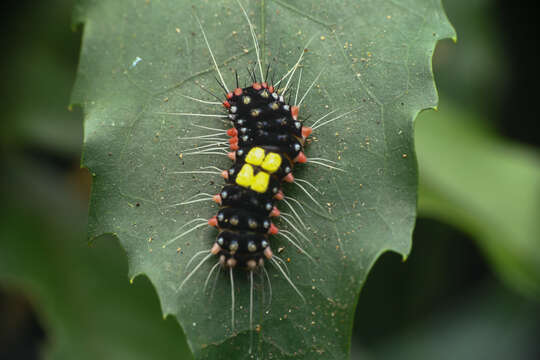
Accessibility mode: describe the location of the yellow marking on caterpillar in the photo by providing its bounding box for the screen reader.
[261,152,282,173]
[238,148,281,192]
[245,147,265,166]
[236,164,254,188]
[235,163,270,193]
[251,171,270,193]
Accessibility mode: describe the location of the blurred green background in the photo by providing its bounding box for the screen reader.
[1,0,538,359]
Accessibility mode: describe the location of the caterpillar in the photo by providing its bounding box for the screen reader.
[159,0,357,353]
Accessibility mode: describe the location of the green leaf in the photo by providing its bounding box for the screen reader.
[0,175,193,360]
[0,0,193,357]
[72,0,454,357]
[416,99,540,299]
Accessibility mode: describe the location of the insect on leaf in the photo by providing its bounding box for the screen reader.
[72,0,455,358]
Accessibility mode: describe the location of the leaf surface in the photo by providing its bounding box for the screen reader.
[0,191,193,360]
[73,0,455,358]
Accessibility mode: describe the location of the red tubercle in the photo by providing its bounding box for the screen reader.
[291,106,299,120]
[264,247,273,259]
[268,86,274,93]
[226,128,238,137]
[270,206,280,217]
[226,92,233,100]
[222,100,231,109]
[211,243,221,255]
[221,170,229,179]
[252,82,262,90]
[234,87,243,96]
[284,173,295,183]
[208,216,218,227]
[229,138,238,151]
[262,82,268,89]
[274,190,284,200]
[301,126,313,138]
[269,223,279,235]
[213,194,222,204]
[227,152,236,161]
[294,152,307,163]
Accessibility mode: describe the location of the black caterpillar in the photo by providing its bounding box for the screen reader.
[207,82,312,270]
[169,3,353,349]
